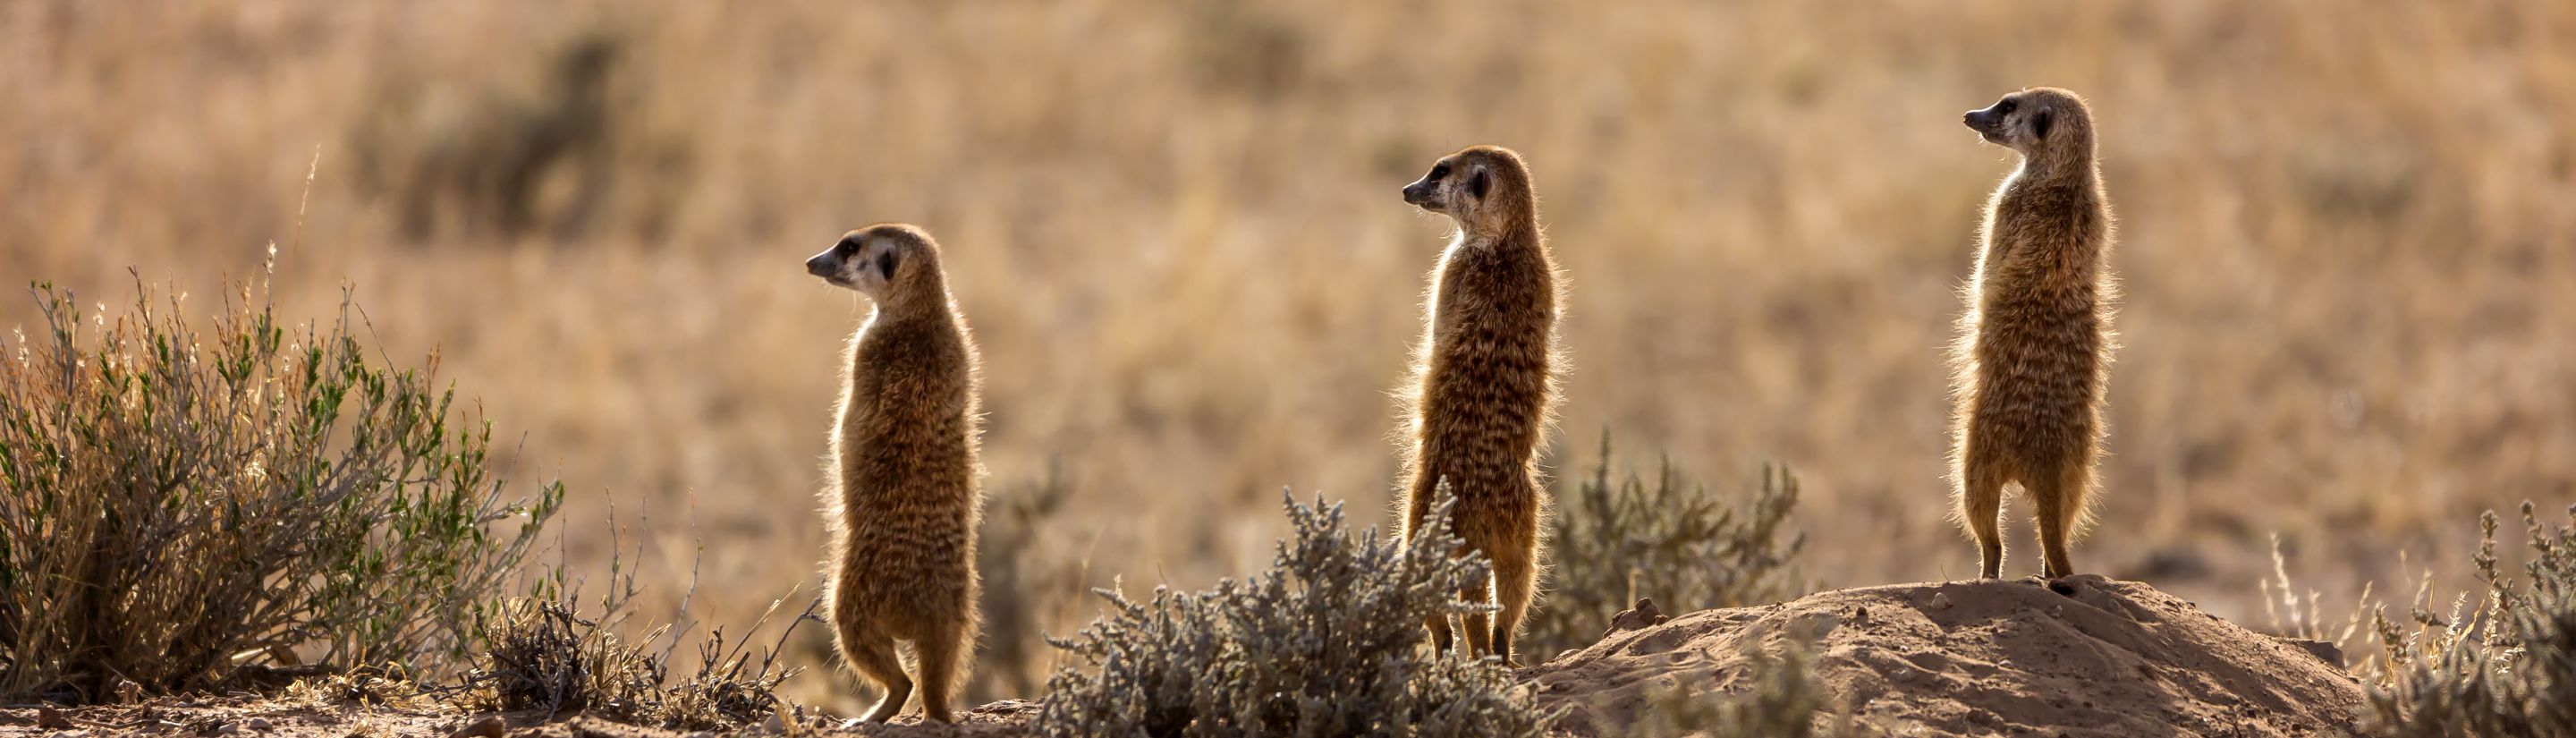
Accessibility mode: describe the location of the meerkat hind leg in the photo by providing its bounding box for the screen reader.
[839,624,911,723]
[2032,464,2082,579]
[913,625,967,724]
[1959,461,2007,580]
[1490,547,1538,666]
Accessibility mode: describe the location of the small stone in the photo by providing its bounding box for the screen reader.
[216,723,242,735]
[37,706,72,729]
[1606,598,1671,634]
[449,715,505,738]
[762,713,785,734]
[1928,592,1954,611]
[243,717,272,732]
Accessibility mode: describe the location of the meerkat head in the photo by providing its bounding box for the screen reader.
[806,223,939,301]
[1402,145,1537,235]
[1962,88,2095,163]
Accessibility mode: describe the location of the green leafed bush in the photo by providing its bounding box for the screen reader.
[1528,432,1809,659]
[2364,502,2576,736]
[1037,489,1554,737]
[0,275,563,700]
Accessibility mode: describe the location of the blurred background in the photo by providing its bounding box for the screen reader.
[6,0,2572,711]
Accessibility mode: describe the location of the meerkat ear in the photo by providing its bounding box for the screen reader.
[1468,166,1491,199]
[2030,106,2055,140]
[874,247,901,282]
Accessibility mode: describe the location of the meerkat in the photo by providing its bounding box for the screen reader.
[1951,88,2118,581]
[1395,145,1563,666]
[805,224,984,723]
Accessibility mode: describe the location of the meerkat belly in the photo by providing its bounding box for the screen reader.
[1970,291,2101,465]
[836,461,975,631]
[1420,321,1548,508]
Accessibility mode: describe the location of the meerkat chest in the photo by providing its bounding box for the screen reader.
[1432,244,1549,340]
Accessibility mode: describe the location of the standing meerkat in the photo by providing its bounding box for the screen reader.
[805,224,984,723]
[1395,145,1563,665]
[1952,88,2118,581]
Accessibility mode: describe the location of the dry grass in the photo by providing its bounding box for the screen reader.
[1038,490,1553,737]
[463,595,809,732]
[7,0,2573,711]
[2360,503,2576,735]
[1530,433,1808,660]
[457,505,811,732]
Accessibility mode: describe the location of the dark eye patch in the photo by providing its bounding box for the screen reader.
[1996,98,2018,115]
[837,239,860,255]
[1428,163,1450,181]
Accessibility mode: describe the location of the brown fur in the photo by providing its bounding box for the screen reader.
[1950,89,2119,580]
[1395,145,1563,665]
[805,224,984,723]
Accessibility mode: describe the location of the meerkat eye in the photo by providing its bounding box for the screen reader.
[836,239,860,255]
[1996,98,2018,115]
[1428,164,1450,181]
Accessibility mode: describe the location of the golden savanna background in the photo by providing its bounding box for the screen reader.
[7,0,2572,710]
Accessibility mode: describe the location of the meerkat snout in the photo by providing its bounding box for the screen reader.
[807,230,906,296]
[1401,176,1442,212]
[1962,91,2060,152]
[1401,157,1496,216]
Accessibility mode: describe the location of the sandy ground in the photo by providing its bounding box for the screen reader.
[1530,576,2365,736]
[7,578,2366,737]
[0,699,1040,738]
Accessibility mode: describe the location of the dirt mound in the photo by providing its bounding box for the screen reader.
[1528,576,2366,736]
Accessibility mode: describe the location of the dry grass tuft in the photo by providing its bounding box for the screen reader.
[1038,488,1554,737]
[462,569,811,731]
[2361,502,2576,736]
[1530,433,1808,659]
[0,275,562,701]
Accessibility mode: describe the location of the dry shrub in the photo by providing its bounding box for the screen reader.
[1530,433,1809,659]
[1623,626,1853,738]
[462,546,812,732]
[0,275,563,701]
[1038,490,1554,737]
[2363,502,2576,736]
